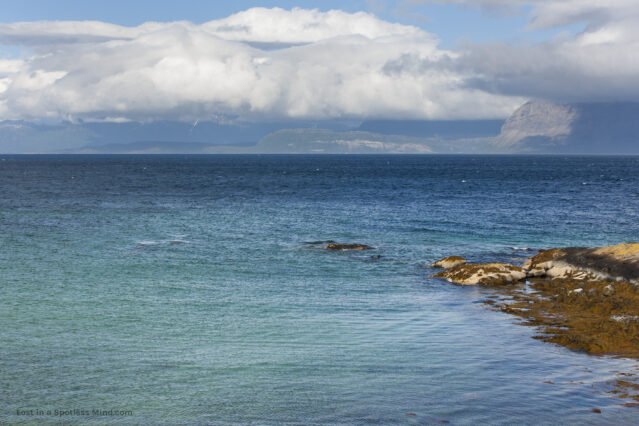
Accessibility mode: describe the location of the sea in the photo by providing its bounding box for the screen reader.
[1,154,639,425]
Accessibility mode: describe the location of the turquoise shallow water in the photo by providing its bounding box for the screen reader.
[1,154,639,424]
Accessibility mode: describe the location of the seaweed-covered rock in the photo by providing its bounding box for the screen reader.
[430,263,526,286]
[430,256,466,269]
[324,243,374,251]
[491,278,639,358]
[438,243,639,359]
[523,243,639,284]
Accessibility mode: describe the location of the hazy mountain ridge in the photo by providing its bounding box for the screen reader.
[0,119,356,153]
[250,129,501,154]
[497,101,639,153]
[250,129,434,154]
[499,101,577,142]
[61,141,244,154]
[358,119,504,139]
[2,101,638,154]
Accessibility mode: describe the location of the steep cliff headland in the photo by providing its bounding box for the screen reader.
[496,101,639,153]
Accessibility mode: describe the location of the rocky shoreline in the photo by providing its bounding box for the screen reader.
[325,241,639,358]
[430,243,639,404]
[324,241,639,404]
[430,243,639,286]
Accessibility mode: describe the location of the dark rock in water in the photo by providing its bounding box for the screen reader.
[591,408,601,414]
[304,240,336,245]
[370,254,383,259]
[325,243,374,251]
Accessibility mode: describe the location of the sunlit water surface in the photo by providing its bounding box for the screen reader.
[1,155,639,424]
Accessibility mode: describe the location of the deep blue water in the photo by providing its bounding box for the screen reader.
[1,154,639,425]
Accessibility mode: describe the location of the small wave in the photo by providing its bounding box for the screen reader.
[136,238,191,248]
[137,240,161,247]
[510,246,534,252]
[168,239,190,245]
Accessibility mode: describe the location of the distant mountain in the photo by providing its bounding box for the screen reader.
[282,104,639,154]
[496,101,639,153]
[3,101,638,154]
[248,129,500,154]
[249,129,433,154]
[0,119,357,153]
[61,129,499,154]
[0,118,503,154]
[0,121,95,153]
[79,119,358,146]
[62,141,241,154]
[358,119,504,138]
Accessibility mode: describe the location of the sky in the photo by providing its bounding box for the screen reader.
[0,0,637,124]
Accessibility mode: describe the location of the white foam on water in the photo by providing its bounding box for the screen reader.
[137,240,161,246]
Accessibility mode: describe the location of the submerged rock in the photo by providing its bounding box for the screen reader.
[430,263,526,286]
[430,256,466,269]
[523,243,639,284]
[324,243,374,251]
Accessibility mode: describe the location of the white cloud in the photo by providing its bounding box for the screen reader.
[409,0,639,32]
[0,7,522,122]
[524,0,638,31]
[0,3,638,123]
[202,7,425,42]
[399,1,639,103]
[0,7,425,46]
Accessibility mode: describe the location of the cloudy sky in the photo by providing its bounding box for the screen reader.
[0,0,637,124]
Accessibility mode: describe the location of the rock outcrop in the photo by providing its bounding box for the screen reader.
[430,263,526,286]
[431,243,639,286]
[523,243,639,284]
[430,256,466,269]
[495,101,639,154]
[430,243,639,362]
[498,101,577,144]
[495,278,639,359]
[324,243,374,251]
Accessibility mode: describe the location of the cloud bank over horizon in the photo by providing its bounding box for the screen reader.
[413,0,639,102]
[0,2,637,124]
